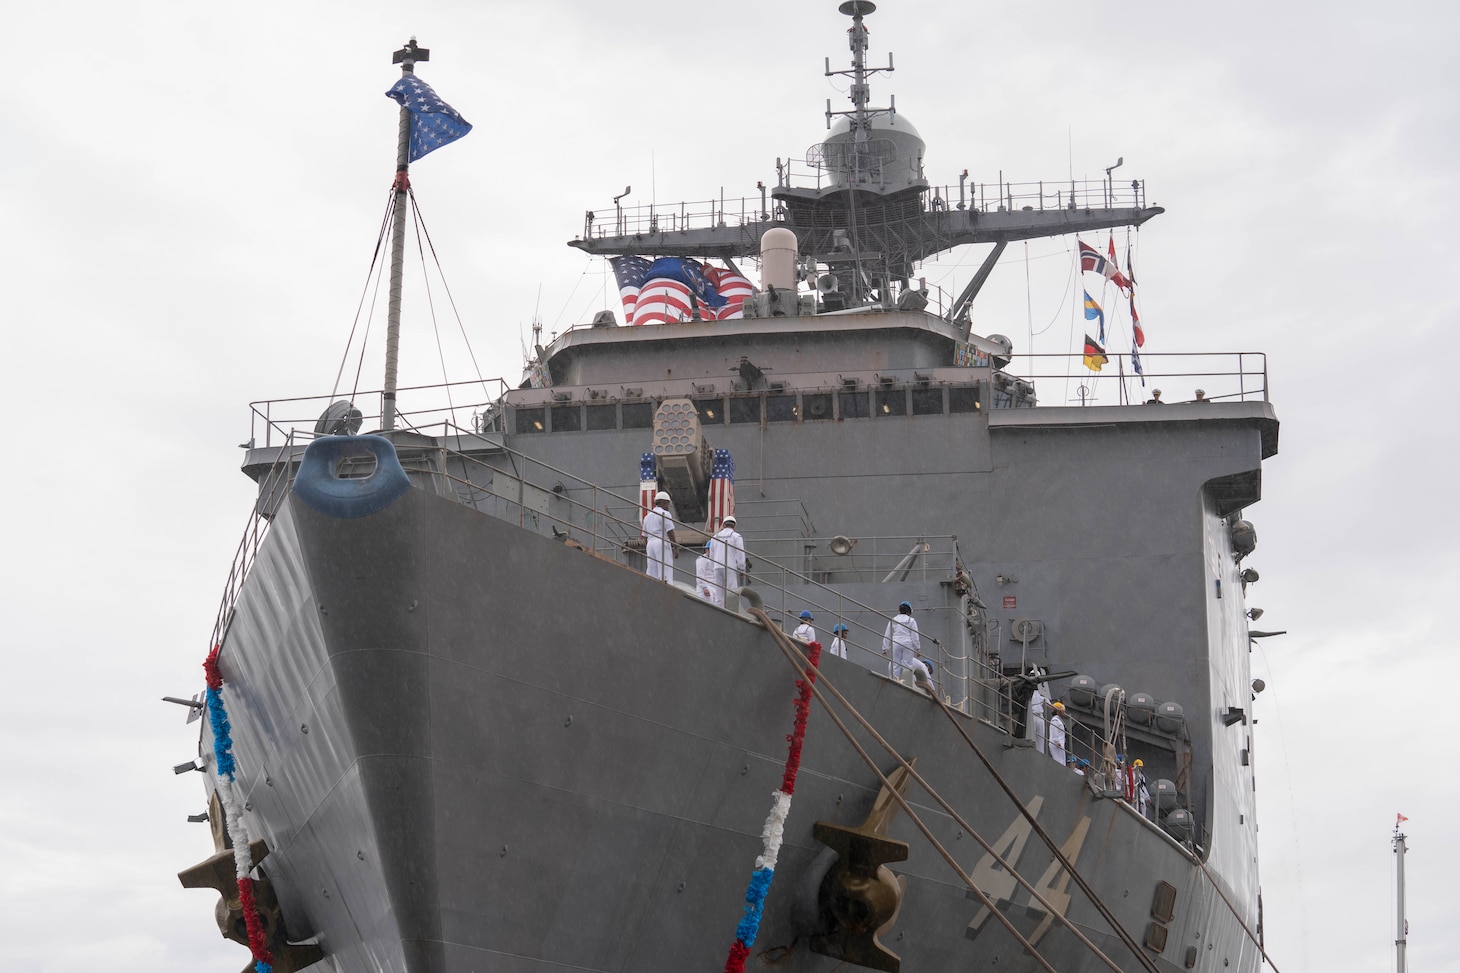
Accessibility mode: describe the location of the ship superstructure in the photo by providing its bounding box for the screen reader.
[177,5,1280,972]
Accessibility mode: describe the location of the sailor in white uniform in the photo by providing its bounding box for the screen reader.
[640,491,677,582]
[1048,701,1068,766]
[792,610,816,643]
[1026,669,1049,754]
[708,515,747,603]
[1134,759,1150,817]
[882,601,922,681]
[829,623,850,660]
[694,541,720,605]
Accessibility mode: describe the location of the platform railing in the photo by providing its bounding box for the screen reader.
[577,174,1149,241]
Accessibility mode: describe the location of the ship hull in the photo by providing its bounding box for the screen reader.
[210,483,1261,973]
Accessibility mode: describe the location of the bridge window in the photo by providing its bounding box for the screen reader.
[622,402,655,428]
[765,393,797,422]
[730,395,762,424]
[515,408,546,434]
[911,386,944,415]
[694,397,724,424]
[948,385,982,414]
[551,404,582,432]
[839,391,869,419]
[803,393,834,421]
[586,403,617,430]
[875,388,907,416]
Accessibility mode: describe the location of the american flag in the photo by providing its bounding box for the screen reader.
[703,265,755,320]
[707,449,735,532]
[611,255,652,325]
[384,75,473,162]
[634,279,696,325]
[639,453,658,521]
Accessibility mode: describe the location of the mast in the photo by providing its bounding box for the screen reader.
[383,38,428,432]
[1393,819,1408,973]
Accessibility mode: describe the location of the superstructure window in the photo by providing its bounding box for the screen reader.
[730,395,761,424]
[586,403,617,430]
[515,408,546,434]
[551,405,582,432]
[803,393,833,421]
[622,402,655,428]
[911,386,944,415]
[839,391,869,419]
[694,397,724,424]
[948,385,981,414]
[765,393,797,422]
[875,388,907,416]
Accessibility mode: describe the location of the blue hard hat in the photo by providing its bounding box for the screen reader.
[799,610,814,620]
[832,624,849,633]
[899,601,912,613]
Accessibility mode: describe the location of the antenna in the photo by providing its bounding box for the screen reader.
[1394,818,1409,973]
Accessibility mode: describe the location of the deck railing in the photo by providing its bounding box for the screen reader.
[577,175,1148,242]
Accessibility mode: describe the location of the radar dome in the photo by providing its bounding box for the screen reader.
[817,112,926,193]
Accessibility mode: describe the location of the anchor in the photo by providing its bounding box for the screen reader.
[178,837,324,973]
[809,760,916,972]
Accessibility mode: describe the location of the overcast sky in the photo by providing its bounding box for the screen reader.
[2,2,1456,971]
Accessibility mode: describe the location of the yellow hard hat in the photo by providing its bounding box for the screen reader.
[1134,759,1144,767]
[1051,701,1065,711]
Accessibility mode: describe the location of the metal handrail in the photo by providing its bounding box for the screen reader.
[577,175,1148,240]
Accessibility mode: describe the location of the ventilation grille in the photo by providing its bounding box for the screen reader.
[1152,880,1178,923]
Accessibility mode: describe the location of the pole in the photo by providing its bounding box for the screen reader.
[383,38,429,431]
[1393,825,1407,973]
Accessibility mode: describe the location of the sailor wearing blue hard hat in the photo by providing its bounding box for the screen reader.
[829,623,850,660]
[792,609,816,644]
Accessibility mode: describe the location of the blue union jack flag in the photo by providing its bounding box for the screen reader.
[707,450,735,533]
[385,74,473,161]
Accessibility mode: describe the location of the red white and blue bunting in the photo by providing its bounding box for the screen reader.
[204,645,274,973]
[722,640,823,973]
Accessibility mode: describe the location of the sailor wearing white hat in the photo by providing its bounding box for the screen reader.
[1026,667,1049,754]
[708,514,746,603]
[641,491,678,582]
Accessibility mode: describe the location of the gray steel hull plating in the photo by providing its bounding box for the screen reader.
[211,484,1260,972]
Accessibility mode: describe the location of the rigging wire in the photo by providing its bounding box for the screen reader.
[407,191,457,431]
[406,188,499,402]
[332,187,398,404]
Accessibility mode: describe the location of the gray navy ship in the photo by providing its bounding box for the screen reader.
[176,4,1281,972]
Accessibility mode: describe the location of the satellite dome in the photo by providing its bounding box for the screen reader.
[818,112,927,193]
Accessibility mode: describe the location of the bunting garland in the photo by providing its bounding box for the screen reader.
[204,645,275,973]
[722,640,824,973]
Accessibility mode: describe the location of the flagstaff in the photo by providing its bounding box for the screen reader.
[380,40,471,432]
[382,38,425,432]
